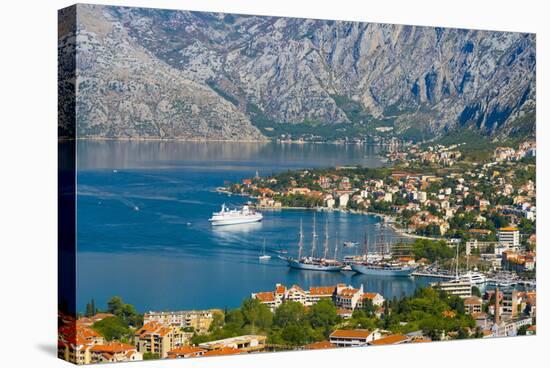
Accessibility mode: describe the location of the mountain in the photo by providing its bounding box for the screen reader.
[60,4,536,141]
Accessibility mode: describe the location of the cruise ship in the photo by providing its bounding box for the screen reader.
[209,204,263,226]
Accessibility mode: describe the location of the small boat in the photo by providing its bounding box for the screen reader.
[259,239,271,261]
[343,241,358,248]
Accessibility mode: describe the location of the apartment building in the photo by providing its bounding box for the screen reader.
[135,321,186,358]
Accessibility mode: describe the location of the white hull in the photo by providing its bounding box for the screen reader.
[209,215,263,226]
[351,263,415,277]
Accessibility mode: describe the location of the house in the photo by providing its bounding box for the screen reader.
[329,329,381,347]
[90,342,142,363]
[303,341,335,350]
[357,293,385,308]
[167,346,207,359]
[334,285,364,310]
[368,334,410,346]
[202,347,244,357]
[463,297,483,314]
[144,310,216,334]
[198,335,266,353]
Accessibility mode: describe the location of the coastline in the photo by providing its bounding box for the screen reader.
[215,187,438,241]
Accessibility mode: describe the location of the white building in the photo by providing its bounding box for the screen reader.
[339,193,350,208]
[329,329,381,347]
[497,227,520,250]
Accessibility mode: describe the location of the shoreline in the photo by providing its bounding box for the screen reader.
[59,136,407,147]
[215,187,439,241]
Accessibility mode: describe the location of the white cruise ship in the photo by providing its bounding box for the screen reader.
[209,204,263,226]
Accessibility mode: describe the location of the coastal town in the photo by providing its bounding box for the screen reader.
[225,139,536,279]
[58,280,536,364]
[57,140,536,364]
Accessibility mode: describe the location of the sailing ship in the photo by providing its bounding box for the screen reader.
[259,239,271,261]
[350,228,415,277]
[287,216,343,271]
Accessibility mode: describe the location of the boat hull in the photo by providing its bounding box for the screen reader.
[209,215,263,226]
[351,264,414,277]
[288,259,343,271]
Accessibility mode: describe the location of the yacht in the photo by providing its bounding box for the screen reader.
[458,271,487,285]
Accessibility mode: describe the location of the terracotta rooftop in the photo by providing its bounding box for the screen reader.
[91,342,136,353]
[309,286,336,295]
[330,329,373,339]
[202,347,243,357]
[168,346,206,355]
[304,340,335,350]
[369,334,409,346]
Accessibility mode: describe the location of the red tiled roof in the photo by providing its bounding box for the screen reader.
[309,286,335,295]
[202,347,243,357]
[304,341,335,350]
[91,342,135,353]
[168,346,206,356]
[330,329,373,339]
[369,334,409,345]
[254,291,275,302]
[136,321,172,338]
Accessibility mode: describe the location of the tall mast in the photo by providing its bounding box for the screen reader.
[455,242,460,280]
[364,231,369,258]
[311,213,317,258]
[323,218,329,259]
[298,219,304,259]
[334,231,339,260]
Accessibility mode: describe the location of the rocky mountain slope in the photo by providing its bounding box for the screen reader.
[61,4,536,140]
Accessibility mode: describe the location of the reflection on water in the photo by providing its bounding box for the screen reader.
[75,140,431,312]
[77,140,384,170]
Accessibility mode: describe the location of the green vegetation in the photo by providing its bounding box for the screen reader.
[206,80,240,106]
[189,287,479,346]
[143,353,161,360]
[89,296,144,342]
[411,239,455,263]
[385,288,476,340]
[107,296,143,328]
[92,316,133,342]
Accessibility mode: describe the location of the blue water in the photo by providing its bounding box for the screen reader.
[76,141,434,312]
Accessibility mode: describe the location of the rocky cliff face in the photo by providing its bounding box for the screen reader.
[63,4,536,140]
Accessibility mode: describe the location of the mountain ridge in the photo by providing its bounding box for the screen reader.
[60,4,536,141]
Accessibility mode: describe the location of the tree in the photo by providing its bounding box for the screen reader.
[85,300,95,317]
[280,324,309,346]
[274,301,305,327]
[308,299,339,334]
[471,286,482,298]
[209,311,225,332]
[143,353,160,360]
[517,325,529,336]
[92,316,131,341]
[107,296,124,316]
[241,298,273,331]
